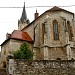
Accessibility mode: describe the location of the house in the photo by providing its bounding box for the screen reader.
[1,30,33,67]
[1,2,75,68]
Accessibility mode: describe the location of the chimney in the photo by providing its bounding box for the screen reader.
[6,33,11,39]
[34,9,39,19]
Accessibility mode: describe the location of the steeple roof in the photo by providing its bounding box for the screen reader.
[20,2,27,22]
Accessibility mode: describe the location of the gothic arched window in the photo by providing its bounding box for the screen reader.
[53,20,59,40]
[67,21,73,41]
[42,22,46,43]
[34,25,37,42]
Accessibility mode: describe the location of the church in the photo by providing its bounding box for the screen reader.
[1,2,75,67]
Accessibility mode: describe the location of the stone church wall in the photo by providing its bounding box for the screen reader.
[48,47,67,60]
[22,23,34,40]
[7,59,75,75]
[1,40,10,62]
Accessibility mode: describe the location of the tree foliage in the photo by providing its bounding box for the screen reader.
[14,42,33,59]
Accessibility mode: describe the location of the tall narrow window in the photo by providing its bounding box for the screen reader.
[63,19,67,32]
[67,21,73,41]
[53,20,59,40]
[42,22,46,43]
[34,25,37,42]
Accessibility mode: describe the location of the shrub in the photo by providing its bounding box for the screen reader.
[14,42,33,59]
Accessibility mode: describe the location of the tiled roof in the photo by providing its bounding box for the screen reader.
[10,30,32,41]
[1,30,33,46]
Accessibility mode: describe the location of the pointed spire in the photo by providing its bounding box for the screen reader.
[20,2,27,22]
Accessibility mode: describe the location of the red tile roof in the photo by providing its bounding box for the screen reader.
[10,30,33,42]
[1,30,33,46]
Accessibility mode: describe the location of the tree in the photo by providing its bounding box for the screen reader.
[14,42,33,59]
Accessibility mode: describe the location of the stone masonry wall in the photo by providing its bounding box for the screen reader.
[8,59,75,75]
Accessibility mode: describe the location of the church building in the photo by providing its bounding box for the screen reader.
[1,2,75,67]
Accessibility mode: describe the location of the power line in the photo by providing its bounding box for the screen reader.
[0,7,22,8]
[0,5,75,8]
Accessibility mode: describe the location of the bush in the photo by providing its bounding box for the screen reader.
[14,42,33,59]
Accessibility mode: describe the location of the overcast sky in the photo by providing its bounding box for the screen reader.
[0,0,75,46]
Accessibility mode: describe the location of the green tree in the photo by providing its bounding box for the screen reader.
[14,42,33,59]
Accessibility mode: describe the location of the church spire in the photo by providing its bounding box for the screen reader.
[20,2,27,22]
[18,2,30,31]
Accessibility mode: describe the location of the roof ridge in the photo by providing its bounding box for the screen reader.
[46,6,74,14]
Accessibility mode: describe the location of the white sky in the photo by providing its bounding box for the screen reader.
[0,0,75,46]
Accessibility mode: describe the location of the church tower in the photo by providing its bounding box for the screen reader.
[18,2,30,30]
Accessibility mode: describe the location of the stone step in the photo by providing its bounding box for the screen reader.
[0,68,7,75]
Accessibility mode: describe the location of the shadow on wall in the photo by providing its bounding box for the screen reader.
[3,61,6,68]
